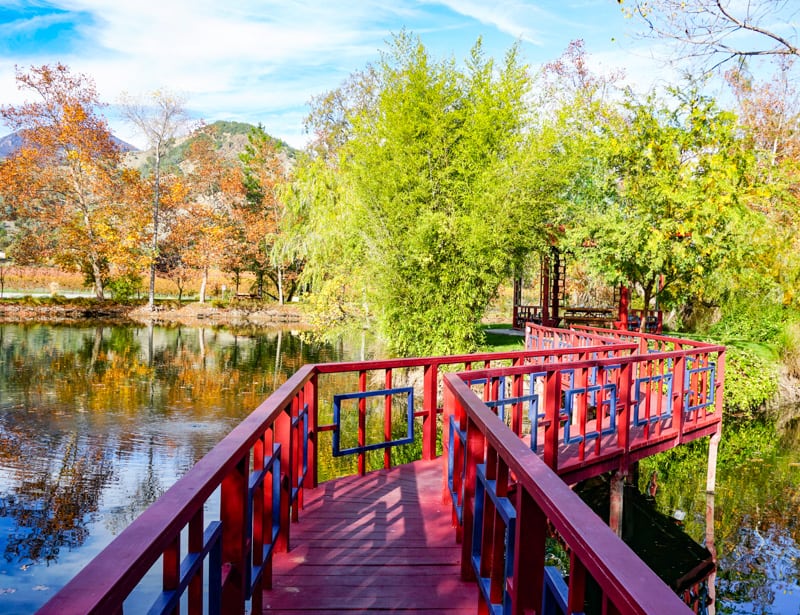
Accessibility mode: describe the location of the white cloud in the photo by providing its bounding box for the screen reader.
[0,0,680,147]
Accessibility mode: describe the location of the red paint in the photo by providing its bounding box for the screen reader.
[444,372,694,614]
[39,327,722,615]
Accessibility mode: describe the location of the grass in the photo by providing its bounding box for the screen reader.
[480,323,525,352]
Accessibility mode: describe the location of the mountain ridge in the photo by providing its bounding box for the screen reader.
[0,131,138,160]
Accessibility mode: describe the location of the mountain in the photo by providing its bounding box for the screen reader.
[0,132,23,159]
[125,120,297,173]
[0,131,138,160]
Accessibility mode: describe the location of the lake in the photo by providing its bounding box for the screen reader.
[0,321,796,613]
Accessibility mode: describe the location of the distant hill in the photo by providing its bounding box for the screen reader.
[0,132,23,159]
[0,131,137,160]
[125,121,297,174]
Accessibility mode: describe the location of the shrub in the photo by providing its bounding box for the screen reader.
[106,273,143,301]
[723,347,779,421]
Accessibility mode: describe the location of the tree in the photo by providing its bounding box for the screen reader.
[119,89,190,309]
[171,201,232,303]
[0,64,140,298]
[239,126,298,303]
[623,0,800,70]
[724,67,800,305]
[579,87,756,315]
[298,34,533,355]
[181,132,241,303]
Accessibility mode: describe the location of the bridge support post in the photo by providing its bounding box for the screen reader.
[706,429,721,494]
[220,455,249,614]
[609,471,625,538]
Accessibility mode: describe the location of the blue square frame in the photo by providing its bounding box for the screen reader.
[332,386,415,457]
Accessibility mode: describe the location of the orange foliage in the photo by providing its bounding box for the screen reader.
[0,64,148,297]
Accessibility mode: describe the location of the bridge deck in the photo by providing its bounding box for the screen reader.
[265,459,475,613]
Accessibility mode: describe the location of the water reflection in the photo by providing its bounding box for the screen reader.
[641,416,800,614]
[0,322,350,613]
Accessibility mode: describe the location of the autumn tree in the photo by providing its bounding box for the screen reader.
[725,67,800,305]
[171,202,232,303]
[119,89,190,309]
[0,64,142,298]
[181,132,241,302]
[238,126,298,303]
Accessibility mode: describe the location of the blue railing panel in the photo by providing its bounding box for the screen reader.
[332,387,415,457]
[542,566,569,615]
[632,372,674,426]
[448,415,467,525]
[471,463,517,615]
[147,521,223,615]
[245,442,281,600]
[684,363,716,414]
[291,404,309,504]
[563,383,618,445]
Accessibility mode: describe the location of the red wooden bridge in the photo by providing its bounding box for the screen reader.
[38,324,724,615]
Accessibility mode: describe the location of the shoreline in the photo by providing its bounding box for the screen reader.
[0,300,310,328]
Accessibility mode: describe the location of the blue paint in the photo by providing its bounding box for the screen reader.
[332,387,414,457]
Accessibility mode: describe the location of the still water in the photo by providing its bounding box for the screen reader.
[0,322,367,613]
[0,322,797,614]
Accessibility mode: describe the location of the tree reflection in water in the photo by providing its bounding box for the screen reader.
[640,416,800,614]
[0,431,113,565]
[0,322,350,612]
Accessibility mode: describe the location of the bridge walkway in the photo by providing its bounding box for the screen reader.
[265,459,475,614]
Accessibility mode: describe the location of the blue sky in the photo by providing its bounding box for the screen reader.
[0,1,680,148]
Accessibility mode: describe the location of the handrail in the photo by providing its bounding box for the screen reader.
[455,342,724,483]
[444,372,693,614]
[38,326,724,615]
[39,364,318,615]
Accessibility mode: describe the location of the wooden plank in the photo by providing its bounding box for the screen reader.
[264,459,477,612]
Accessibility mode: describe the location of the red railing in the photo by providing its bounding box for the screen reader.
[40,344,621,615]
[444,372,692,614]
[38,326,724,615]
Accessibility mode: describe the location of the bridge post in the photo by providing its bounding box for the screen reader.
[672,355,687,443]
[542,369,561,472]
[706,428,721,494]
[511,358,524,437]
[358,370,367,475]
[220,455,249,614]
[423,363,438,460]
[275,407,292,553]
[306,373,318,488]
[511,487,545,614]
[609,471,625,538]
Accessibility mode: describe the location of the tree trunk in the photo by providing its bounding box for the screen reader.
[149,149,162,311]
[641,283,653,333]
[200,266,208,303]
[277,265,284,305]
[90,254,104,299]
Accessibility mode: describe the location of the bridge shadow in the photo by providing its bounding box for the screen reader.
[265,459,476,613]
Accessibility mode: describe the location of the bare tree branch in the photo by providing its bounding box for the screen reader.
[625,0,799,71]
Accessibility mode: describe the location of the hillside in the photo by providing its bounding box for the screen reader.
[125,121,297,173]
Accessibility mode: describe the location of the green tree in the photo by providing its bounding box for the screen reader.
[579,87,756,315]
[300,34,533,355]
